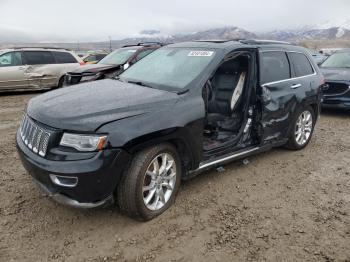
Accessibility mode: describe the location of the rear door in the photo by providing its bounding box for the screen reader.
[287,52,319,107]
[23,51,56,88]
[0,51,28,91]
[51,51,80,84]
[259,50,296,144]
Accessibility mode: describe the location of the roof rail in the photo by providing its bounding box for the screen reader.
[194,39,292,45]
[194,39,244,43]
[12,46,71,50]
[122,42,166,48]
[239,39,292,45]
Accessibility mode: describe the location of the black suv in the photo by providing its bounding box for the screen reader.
[17,40,323,220]
[65,42,164,86]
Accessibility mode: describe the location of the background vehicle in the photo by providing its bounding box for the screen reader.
[65,42,164,86]
[308,49,327,65]
[319,49,350,109]
[0,47,84,92]
[82,52,108,64]
[17,40,323,221]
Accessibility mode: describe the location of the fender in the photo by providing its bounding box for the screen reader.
[98,95,206,171]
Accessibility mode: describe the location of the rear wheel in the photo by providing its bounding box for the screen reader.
[117,143,181,221]
[286,106,315,150]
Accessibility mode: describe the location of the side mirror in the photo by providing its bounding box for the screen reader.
[123,63,130,70]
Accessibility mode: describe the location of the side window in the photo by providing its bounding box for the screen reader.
[83,55,96,62]
[135,49,154,61]
[288,52,314,77]
[0,52,23,67]
[24,51,55,65]
[260,51,291,84]
[52,51,77,63]
[96,54,106,60]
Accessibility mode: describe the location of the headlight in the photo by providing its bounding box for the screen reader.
[60,133,107,152]
[80,73,100,82]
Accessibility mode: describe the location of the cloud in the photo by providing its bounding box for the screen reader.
[0,0,349,42]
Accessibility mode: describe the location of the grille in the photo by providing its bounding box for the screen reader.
[323,82,350,96]
[20,115,51,157]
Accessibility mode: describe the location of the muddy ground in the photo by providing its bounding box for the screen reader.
[0,92,349,262]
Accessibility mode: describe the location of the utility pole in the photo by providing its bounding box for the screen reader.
[108,36,112,52]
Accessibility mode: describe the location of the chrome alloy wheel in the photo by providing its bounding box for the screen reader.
[143,153,177,211]
[295,110,313,146]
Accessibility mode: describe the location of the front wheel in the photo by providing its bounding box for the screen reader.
[117,143,181,221]
[56,76,66,88]
[286,106,315,150]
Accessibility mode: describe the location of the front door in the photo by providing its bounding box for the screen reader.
[0,51,29,91]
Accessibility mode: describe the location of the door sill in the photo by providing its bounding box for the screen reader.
[188,146,261,178]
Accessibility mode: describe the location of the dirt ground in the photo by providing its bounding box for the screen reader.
[0,92,349,262]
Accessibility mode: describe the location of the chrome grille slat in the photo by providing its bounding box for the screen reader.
[20,115,51,157]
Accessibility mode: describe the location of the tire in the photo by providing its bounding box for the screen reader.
[285,106,315,150]
[117,143,181,221]
[57,76,65,88]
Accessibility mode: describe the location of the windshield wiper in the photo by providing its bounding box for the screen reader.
[126,80,154,88]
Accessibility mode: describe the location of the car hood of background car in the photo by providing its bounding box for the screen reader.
[69,63,121,74]
[321,68,350,82]
[27,79,180,131]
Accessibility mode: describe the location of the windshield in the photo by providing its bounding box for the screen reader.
[321,52,350,68]
[98,48,137,65]
[119,48,216,90]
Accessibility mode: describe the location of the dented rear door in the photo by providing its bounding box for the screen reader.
[259,50,297,144]
[23,51,58,88]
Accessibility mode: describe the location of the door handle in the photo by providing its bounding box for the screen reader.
[18,66,26,70]
[291,83,302,89]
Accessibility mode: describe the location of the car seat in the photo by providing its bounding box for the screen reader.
[207,60,246,132]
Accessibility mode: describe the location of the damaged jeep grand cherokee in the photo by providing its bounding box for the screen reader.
[17,40,323,220]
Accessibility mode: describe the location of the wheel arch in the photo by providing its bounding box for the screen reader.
[122,127,201,173]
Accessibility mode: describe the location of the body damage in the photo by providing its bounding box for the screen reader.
[258,48,322,144]
[17,41,323,207]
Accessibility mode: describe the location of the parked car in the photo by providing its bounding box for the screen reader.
[82,52,108,64]
[319,49,350,109]
[308,49,327,65]
[0,47,84,92]
[65,42,164,86]
[17,40,323,220]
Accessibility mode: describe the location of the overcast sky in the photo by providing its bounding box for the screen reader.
[0,0,349,42]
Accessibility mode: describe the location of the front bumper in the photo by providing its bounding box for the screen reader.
[322,96,350,109]
[16,130,131,208]
[322,83,350,109]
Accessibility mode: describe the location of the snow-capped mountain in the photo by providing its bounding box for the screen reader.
[262,19,350,41]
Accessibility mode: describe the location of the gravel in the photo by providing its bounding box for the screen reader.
[0,92,349,262]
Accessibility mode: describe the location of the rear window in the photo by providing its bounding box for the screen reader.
[260,51,291,84]
[52,51,77,63]
[288,52,314,77]
[23,51,55,65]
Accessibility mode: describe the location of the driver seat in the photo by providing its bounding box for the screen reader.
[206,61,246,132]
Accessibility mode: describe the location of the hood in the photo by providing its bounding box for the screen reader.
[320,67,350,82]
[27,79,179,131]
[68,63,121,74]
